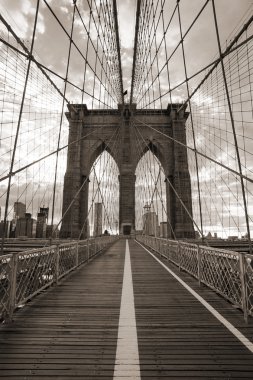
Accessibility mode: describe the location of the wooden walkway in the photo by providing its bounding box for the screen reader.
[0,238,253,379]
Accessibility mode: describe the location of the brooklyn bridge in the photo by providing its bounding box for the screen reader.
[0,0,253,378]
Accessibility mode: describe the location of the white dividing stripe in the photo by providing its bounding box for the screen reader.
[113,239,141,379]
[137,241,253,354]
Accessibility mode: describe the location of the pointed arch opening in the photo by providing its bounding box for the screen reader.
[87,150,119,237]
[135,150,167,237]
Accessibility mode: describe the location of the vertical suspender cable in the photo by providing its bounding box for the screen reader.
[177,1,204,242]
[212,0,252,254]
[112,0,124,104]
[0,0,41,255]
[81,0,93,104]
[130,0,141,104]
[50,1,77,238]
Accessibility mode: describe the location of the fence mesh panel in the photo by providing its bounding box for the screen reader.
[201,247,241,306]
[0,236,118,321]
[136,235,253,318]
[15,247,56,305]
[180,243,198,279]
[0,254,12,319]
[245,254,253,316]
[58,244,77,279]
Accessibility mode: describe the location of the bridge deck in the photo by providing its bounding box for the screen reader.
[0,239,253,379]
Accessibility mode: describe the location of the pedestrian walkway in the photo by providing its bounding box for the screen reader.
[0,239,253,379]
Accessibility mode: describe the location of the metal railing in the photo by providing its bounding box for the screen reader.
[0,236,118,322]
[136,235,253,322]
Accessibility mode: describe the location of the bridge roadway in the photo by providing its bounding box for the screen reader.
[0,239,253,379]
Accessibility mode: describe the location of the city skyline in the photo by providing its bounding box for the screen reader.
[0,0,252,240]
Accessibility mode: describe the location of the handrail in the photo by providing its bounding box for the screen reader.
[136,235,253,323]
[0,236,118,322]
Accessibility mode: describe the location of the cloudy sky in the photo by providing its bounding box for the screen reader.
[1,0,252,97]
[0,0,253,237]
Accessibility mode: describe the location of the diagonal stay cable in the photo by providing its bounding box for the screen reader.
[49,126,120,239]
[135,118,253,184]
[177,12,253,113]
[135,0,210,106]
[0,123,112,183]
[75,1,120,103]
[145,32,253,108]
[112,0,124,103]
[0,37,112,108]
[1,0,40,254]
[42,0,118,105]
[50,1,77,233]
[132,0,165,103]
[77,127,121,239]
[133,120,176,239]
[0,13,77,114]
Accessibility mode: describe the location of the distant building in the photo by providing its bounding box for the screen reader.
[10,202,27,237]
[143,204,159,236]
[46,225,59,239]
[39,207,49,219]
[36,207,49,238]
[15,213,36,238]
[15,217,27,237]
[94,203,102,237]
[16,217,26,237]
[36,213,47,238]
[87,219,90,238]
[228,235,238,241]
[160,222,167,238]
[13,202,26,219]
[0,220,10,238]
[195,230,200,239]
[9,220,16,238]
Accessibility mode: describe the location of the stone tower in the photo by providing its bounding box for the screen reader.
[60,103,195,239]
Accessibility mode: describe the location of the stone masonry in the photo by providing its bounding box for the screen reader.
[60,103,195,239]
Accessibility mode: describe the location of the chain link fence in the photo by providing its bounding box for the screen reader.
[136,235,253,322]
[0,236,118,322]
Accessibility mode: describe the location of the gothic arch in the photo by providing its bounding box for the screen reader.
[135,148,167,233]
[60,103,195,239]
[87,140,120,174]
[134,140,166,174]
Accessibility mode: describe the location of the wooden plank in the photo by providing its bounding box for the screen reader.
[129,240,253,379]
[0,239,125,378]
[1,238,253,379]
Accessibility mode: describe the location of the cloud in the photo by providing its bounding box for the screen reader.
[0,0,253,238]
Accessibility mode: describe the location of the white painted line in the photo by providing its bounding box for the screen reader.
[137,240,253,354]
[113,239,141,379]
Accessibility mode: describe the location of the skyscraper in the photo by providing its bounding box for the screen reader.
[36,207,49,238]
[160,222,168,238]
[13,202,26,219]
[94,203,102,237]
[143,203,159,236]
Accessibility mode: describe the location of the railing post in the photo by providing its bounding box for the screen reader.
[168,240,172,261]
[75,242,79,268]
[94,238,97,256]
[178,242,182,271]
[197,246,202,286]
[55,244,60,285]
[87,239,90,262]
[239,253,248,323]
[7,254,18,322]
